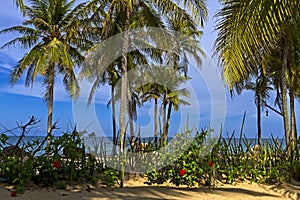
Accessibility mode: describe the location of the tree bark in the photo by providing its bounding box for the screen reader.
[154,98,158,148]
[289,90,297,148]
[164,102,172,145]
[47,64,55,146]
[280,37,290,149]
[128,99,135,138]
[119,3,131,188]
[257,94,261,146]
[111,85,117,155]
[162,95,167,146]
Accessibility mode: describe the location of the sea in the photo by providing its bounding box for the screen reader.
[0,135,287,156]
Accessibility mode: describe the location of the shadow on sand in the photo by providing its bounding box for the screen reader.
[77,185,281,200]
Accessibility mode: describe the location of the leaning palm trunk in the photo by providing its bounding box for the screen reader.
[47,64,55,146]
[119,3,131,188]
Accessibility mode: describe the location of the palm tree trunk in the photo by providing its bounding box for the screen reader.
[47,64,55,147]
[289,90,297,148]
[164,102,172,145]
[162,95,167,146]
[111,85,117,155]
[257,94,261,146]
[119,3,131,188]
[128,100,135,138]
[280,37,291,149]
[154,98,158,148]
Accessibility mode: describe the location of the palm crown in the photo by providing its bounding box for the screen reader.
[0,0,89,136]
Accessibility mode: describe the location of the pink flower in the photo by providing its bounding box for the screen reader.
[53,160,61,169]
[179,169,186,176]
[208,161,214,167]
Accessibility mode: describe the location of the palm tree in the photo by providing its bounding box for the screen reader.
[102,0,207,154]
[214,0,300,149]
[164,84,190,144]
[81,61,121,155]
[160,69,190,145]
[138,79,163,148]
[136,65,190,146]
[267,40,300,147]
[215,0,299,85]
[1,0,88,143]
[244,70,272,145]
[14,0,26,15]
[228,65,274,146]
[82,0,207,187]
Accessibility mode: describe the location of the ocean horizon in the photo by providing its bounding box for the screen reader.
[1,135,287,156]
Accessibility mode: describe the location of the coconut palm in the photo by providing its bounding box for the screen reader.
[215,0,299,86]
[81,0,207,187]
[14,0,26,15]
[230,65,273,146]
[0,0,88,143]
[139,83,161,146]
[101,0,207,158]
[160,68,190,144]
[266,41,300,146]
[245,70,272,145]
[215,0,300,148]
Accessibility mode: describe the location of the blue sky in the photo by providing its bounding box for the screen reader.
[0,0,298,139]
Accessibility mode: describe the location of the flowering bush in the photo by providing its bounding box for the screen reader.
[208,161,214,167]
[146,129,210,187]
[146,129,300,187]
[53,160,61,169]
[0,119,299,192]
[179,169,186,176]
[0,127,121,192]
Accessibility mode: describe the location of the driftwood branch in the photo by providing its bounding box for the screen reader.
[15,116,40,147]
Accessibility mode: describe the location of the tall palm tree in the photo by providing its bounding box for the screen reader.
[214,0,300,148]
[227,66,273,146]
[267,39,300,147]
[215,0,299,86]
[1,0,88,143]
[164,84,190,144]
[139,83,160,145]
[137,71,164,148]
[160,68,190,144]
[101,0,207,155]
[244,70,272,145]
[82,0,207,187]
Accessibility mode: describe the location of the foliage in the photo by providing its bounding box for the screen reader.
[0,118,299,193]
[0,120,121,193]
[102,168,120,187]
[145,129,300,187]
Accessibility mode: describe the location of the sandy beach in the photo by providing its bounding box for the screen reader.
[1,178,299,200]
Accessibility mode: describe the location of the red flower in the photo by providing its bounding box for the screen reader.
[53,160,61,169]
[11,191,17,197]
[208,161,214,167]
[179,169,186,176]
